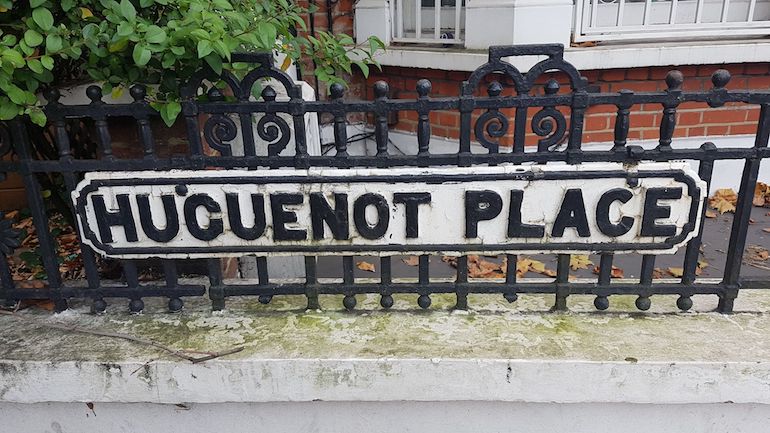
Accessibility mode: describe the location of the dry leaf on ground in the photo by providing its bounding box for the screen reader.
[356,261,376,272]
[705,210,717,218]
[569,254,594,271]
[593,265,625,278]
[709,188,737,214]
[401,256,420,266]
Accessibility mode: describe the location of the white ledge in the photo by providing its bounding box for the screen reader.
[375,40,770,72]
[4,290,770,405]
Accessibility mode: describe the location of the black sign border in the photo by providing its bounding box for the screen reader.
[74,169,702,257]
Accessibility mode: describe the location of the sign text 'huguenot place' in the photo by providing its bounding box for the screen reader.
[72,163,706,259]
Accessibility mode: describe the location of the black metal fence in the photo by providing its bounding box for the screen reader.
[1,44,768,314]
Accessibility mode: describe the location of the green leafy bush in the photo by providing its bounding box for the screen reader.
[0,0,383,126]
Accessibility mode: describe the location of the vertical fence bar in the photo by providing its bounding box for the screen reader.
[373,81,390,163]
[291,96,309,168]
[513,108,528,153]
[658,71,683,152]
[131,85,156,159]
[613,91,633,152]
[416,79,432,162]
[330,84,348,161]
[637,255,655,311]
[553,254,570,311]
[239,113,256,157]
[163,260,184,312]
[379,256,393,309]
[721,104,770,312]
[594,253,614,310]
[10,120,64,310]
[682,143,717,285]
[255,257,271,304]
[453,255,467,310]
[342,256,355,310]
[207,259,225,310]
[504,254,518,302]
[304,256,320,310]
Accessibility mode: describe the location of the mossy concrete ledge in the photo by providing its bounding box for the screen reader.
[3,290,770,407]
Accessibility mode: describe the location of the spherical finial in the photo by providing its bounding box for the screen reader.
[260,85,277,102]
[168,297,184,313]
[416,79,432,97]
[417,294,431,309]
[128,298,144,314]
[44,88,61,103]
[380,294,394,309]
[129,84,146,101]
[701,141,717,152]
[373,80,389,99]
[711,69,731,89]
[92,298,107,314]
[258,295,272,304]
[676,295,693,311]
[504,293,518,303]
[329,83,344,100]
[85,85,102,103]
[343,294,357,311]
[487,81,503,97]
[594,295,610,311]
[665,70,684,91]
[635,296,651,311]
[544,79,560,95]
[207,87,224,101]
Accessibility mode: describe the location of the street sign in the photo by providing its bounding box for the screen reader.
[73,162,706,259]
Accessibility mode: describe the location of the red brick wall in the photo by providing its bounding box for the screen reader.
[363,63,767,146]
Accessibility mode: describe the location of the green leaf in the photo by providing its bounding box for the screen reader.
[204,53,222,74]
[27,58,43,74]
[40,55,54,70]
[29,109,46,126]
[156,101,181,127]
[32,8,54,31]
[120,0,137,20]
[45,34,62,52]
[197,40,212,58]
[144,25,166,44]
[354,61,369,78]
[0,98,19,120]
[4,84,28,105]
[132,44,151,66]
[24,30,44,48]
[30,0,46,7]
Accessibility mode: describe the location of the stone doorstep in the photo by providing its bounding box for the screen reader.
[2,290,770,405]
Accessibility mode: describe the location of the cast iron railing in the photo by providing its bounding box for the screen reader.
[0,44,768,314]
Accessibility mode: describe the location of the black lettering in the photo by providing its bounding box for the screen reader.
[310,193,349,240]
[226,193,266,241]
[552,189,590,237]
[507,190,545,238]
[596,188,635,237]
[641,187,682,237]
[91,194,137,243]
[393,192,431,238]
[354,193,390,239]
[183,194,223,241]
[136,194,179,242]
[465,190,502,238]
[270,193,307,241]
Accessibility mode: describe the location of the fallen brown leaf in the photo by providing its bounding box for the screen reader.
[705,210,717,218]
[709,188,737,214]
[592,265,625,278]
[401,256,419,266]
[356,261,376,272]
[569,254,593,271]
[667,267,684,278]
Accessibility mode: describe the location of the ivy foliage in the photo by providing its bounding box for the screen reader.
[0,0,384,126]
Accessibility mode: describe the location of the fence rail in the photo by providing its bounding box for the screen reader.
[0,45,769,314]
[574,0,770,42]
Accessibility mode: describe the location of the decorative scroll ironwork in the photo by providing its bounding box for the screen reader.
[0,43,768,316]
